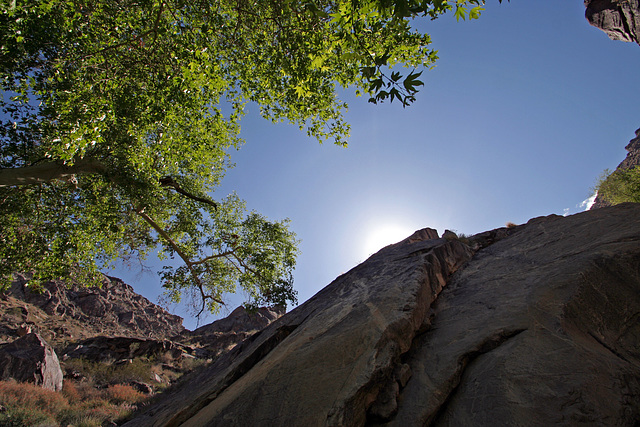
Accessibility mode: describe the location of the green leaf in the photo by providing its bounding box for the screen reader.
[454,6,467,21]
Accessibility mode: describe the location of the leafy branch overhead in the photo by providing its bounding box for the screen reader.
[0,0,496,317]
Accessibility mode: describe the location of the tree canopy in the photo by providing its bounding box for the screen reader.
[0,0,490,317]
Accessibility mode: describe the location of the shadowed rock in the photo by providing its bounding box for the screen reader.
[184,306,285,357]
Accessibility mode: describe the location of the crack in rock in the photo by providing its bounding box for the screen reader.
[427,328,527,425]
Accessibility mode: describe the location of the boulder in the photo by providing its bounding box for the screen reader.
[0,333,63,391]
[125,204,640,426]
[585,0,640,45]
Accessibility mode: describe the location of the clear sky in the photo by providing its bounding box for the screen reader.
[110,1,640,330]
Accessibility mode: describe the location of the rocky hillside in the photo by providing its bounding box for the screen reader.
[125,203,640,426]
[1,274,184,349]
[1,272,285,394]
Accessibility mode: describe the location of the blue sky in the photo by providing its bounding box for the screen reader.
[111,1,640,330]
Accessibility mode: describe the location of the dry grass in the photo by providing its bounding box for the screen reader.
[0,379,148,427]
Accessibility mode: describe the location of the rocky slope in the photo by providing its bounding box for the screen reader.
[2,274,184,349]
[125,203,640,426]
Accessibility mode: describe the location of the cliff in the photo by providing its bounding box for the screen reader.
[125,203,640,426]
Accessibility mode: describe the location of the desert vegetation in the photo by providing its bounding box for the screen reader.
[0,351,208,427]
[0,379,145,426]
[595,166,640,204]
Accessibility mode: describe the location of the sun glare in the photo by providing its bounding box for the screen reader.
[362,224,413,260]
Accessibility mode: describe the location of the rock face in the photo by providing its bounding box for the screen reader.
[591,127,640,209]
[0,333,63,391]
[125,204,640,426]
[585,0,640,45]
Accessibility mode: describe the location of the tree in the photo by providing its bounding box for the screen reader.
[595,166,640,205]
[0,0,490,317]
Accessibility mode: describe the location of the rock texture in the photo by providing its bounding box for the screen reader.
[389,204,640,426]
[0,333,63,391]
[591,127,640,209]
[585,0,640,45]
[125,204,640,426]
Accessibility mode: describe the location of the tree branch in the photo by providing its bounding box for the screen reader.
[190,250,235,266]
[159,176,218,209]
[135,207,225,318]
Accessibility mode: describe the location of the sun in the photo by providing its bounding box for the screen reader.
[361,224,413,260]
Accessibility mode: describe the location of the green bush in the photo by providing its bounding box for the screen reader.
[595,166,640,205]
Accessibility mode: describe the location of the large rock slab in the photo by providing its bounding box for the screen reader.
[127,203,640,426]
[125,228,474,426]
[388,203,640,426]
[0,333,63,391]
[63,336,185,362]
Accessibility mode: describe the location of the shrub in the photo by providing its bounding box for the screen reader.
[0,380,69,417]
[0,379,149,427]
[61,381,81,404]
[595,166,640,205]
[0,406,57,427]
[103,384,145,405]
[64,357,154,386]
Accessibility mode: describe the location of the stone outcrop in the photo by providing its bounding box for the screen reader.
[591,127,640,209]
[585,0,640,45]
[125,203,640,426]
[184,306,285,357]
[0,333,63,391]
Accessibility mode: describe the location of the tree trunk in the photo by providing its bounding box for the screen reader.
[0,158,106,187]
